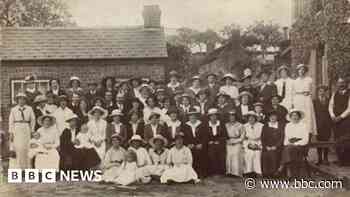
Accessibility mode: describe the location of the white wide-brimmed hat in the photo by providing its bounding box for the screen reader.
[288,109,305,120]
[65,113,79,123]
[149,134,168,147]
[70,76,81,82]
[33,95,47,104]
[129,135,144,144]
[222,73,237,81]
[88,106,107,117]
[109,109,124,118]
[207,108,219,116]
[244,111,259,119]
[38,114,56,126]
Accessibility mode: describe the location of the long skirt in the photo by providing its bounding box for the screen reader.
[75,148,101,169]
[143,164,169,177]
[35,149,60,170]
[244,149,262,174]
[281,145,306,165]
[262,149,281,176]
[226,144,243,176]
[114,170,137,186]
[93,142,106,163]
[102,166,124,182]
[208,144,225,175]
[160,164,199,183]
[191,147,208,177]
[10,123,31,169]
[293,95,316,135]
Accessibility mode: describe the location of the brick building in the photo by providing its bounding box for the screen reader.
[291,0,350,91]
[0,5,168,130]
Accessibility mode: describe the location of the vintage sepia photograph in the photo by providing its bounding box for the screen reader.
[0,0,350,197]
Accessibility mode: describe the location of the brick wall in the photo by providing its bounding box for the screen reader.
[0,58,167,131]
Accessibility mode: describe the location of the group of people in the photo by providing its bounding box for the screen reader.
[6,63,350,185]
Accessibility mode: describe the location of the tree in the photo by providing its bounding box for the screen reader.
[197,29,221,53]
[245,20,284,58]
[0,0,75,27]
[167,27,199,51]
[220,23,242,40]
[166,43,191,78]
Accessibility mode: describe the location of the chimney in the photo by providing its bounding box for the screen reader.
[283,27,289,40]
[143,5,161,28]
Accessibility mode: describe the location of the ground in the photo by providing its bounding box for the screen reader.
[0,175,349,197]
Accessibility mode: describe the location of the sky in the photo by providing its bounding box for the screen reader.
[66,0,292,33]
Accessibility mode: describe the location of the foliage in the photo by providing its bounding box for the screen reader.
[0,0,75,27]
[166,43,191,78]
[291,0,350,82]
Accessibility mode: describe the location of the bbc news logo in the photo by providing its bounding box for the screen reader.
[8,169,102,183]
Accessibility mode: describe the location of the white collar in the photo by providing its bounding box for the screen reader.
[167,82,180,89]
[26,88,36,93]
[209,121,220,127]
[186,120,201,128]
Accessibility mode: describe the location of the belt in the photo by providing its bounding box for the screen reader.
[13,120,30,123]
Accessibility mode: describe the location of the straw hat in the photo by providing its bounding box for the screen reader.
[110,109,124,118]
[174,132,185,140]
[277,65,290,74]
[288,109,305,120]
[70,76,81,82]
[239,91,253,98]
[207,108,219,116]
[187,108,200,116]
[15,92,27,100]
[37,115,56,126]
[148,112,161,120]
[65,113,79,123]
[296,64,308,72]
[222,73,237,82]
[88,106,107,117]
[169,70,180,78]
[244,111,259,119]
[206,73,217,79]
[253,102,264,107]
[191,75,201,82]
[129,135,144,144]
[149,134,168,147]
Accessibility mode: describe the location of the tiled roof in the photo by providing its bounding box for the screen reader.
[0,26,168,60]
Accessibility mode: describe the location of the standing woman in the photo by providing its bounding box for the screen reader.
[187,76,202,98]
[66,76,84,98]
[47,79,66,98]
[34,115,60,170]
[206,108,228,175]
[280,110,309,177]
[261,111,285,178]
[87,106,108,162]
[293,64,317,135]
[225,110,245,177]
[9,93,36,169]
[274,65,294,111]
[243,111,264,177]
[143,96,163,125]
[77,99,89,123]
[219,73,239,102]
[52,95,74,135]
[101,77,116,98]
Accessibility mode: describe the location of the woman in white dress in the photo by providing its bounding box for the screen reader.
[145,135,169,178]
[9,93,36,169]
[292,64,317,135]
[219,73,239,101]
[143,96,164,124]
[160,132,199,184]
[102,134,126,182]
[87,106,108,161]
[32,115,60,170]
[225,110,245,177]
[274,65,294,111]
[243,111,264,177]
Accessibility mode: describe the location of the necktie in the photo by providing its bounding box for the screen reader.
[282,81,286,99]
[19,107,25,120]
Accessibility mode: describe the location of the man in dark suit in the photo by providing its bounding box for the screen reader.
[257,70,277,106]
[84,82,101,108]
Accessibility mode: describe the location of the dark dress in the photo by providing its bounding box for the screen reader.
[261,123,285,177]
[205,122,228,175]
[25,90,41,106]
[267,104,289,124]
[183,122,209,177]
[257,83,277,105]
[59,128,100,170]
[313,97,332,141]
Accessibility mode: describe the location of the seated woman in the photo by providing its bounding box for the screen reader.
[31,115,60,170]
[102,134,126,182]
[261,111,284,178]
[128,135,152,168]
[113,150,139,186]
[280,109,310,178]
[74,123,101,170]
[145,135,169,179]
[160,132,200,184]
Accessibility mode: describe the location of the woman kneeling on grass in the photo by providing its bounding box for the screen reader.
[160,132,200,184]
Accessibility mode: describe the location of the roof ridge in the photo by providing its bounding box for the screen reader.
[2,25,165,31]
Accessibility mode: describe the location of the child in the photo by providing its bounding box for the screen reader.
[102,134,126,182]
[160,132,199,184]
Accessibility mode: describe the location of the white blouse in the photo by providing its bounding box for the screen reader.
[220,85,239,99]
[284,122,309,146]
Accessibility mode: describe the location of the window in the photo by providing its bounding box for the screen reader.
[11,79,50,104]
